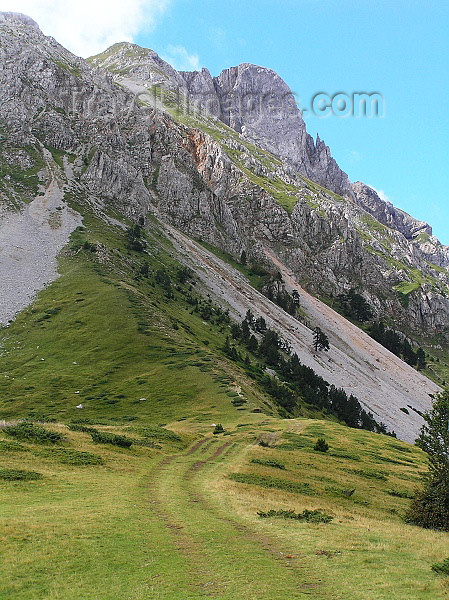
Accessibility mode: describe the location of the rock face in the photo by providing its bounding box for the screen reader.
[0,11,449,344]
[180,64,352,196]
[89,47,352,196]
[352,182,431,239]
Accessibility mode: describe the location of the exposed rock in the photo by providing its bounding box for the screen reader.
[1,15,448,342]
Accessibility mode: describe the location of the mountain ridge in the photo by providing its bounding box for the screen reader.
[0,11,447,441]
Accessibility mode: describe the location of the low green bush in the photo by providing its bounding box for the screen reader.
[213,424,225,435]
[229,472,315,495]
[0,468,42,481]
[90,431,132,448]
[0,440,27,452]
[314,438,329,452]
[133,426,181,442]
[251,458,286,470]
[67,424,98,434]
[350,469,388,481]
[38,448,103,465]
[257,508,333,523]
[432,558,449,576]
[3,422,64,444]
[387,488,415,499]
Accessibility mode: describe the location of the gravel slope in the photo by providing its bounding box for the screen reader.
[0,177,81,325]
[162,222,439,442]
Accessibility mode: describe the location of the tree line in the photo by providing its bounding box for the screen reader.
[224,310,393,436]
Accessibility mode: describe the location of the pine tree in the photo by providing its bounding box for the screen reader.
[313,327,330,352]
[416,348,426,371]
[406,391,449,530]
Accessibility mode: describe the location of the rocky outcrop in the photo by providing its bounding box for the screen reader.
[352,182,431,239]
[90,46,352,197]
[1,11,449,342]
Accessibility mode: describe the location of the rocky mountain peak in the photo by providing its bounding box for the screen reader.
[0,11,41,30]
[352,181,432,239]
[90,43,352,197]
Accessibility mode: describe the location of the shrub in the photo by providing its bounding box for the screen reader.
[251,458,286,470]
[387,489,415,499]
[0,440,27,452]
[213,424,225,435]
[431,557,449,576]
[0,468,42,481]
[314,438,329,452]
[406,478,449,531]
[134,426,181,443]
[39,448,103,465]
[350,469,388,481]
[3,422,64,444]
[257,509,333,523]
[90,431,132,448]
[68,423,98,433]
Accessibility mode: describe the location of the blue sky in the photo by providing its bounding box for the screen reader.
[135,0,449,243]
[6,0,449,242]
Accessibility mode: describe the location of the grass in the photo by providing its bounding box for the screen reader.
[1,402,449,597]
[0,208,271,428]
[1,190,449,597]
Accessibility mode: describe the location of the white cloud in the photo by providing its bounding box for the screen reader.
[0,0,171,57]
[349,150,361,164]
[368,184,390,204]
[162,44,200,71]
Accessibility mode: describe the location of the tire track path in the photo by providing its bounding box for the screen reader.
[148,437,327,599]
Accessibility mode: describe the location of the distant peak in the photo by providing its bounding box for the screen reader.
[0,12,41,31]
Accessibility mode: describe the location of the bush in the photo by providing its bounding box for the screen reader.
[387,489,415,499]
[213,424,225,435]
[431,557,449,576]
[314,438,329,452]
[0,440,27,452]
[3,422,64,444]
[406,478,449,531]
[0,468,42,481]
[39,448,103,465]
[229,472,315,495]
[251,458,286,470]
[257,509,333,523]
[68,423,98,433]
[134,426,182,443]
[90,431,133,448]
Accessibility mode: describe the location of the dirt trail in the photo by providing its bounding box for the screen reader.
[148,436,323,599]
[160,222,439,442]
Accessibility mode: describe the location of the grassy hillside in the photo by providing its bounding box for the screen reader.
[1,205,449,598]
[0,206,274,427]
[1,418,449,599]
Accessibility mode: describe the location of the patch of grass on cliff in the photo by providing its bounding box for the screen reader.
[198,240,271,289]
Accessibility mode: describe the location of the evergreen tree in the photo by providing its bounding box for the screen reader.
[402,339,417,366]
[313,327,330,352]
[416,348,427,371]
[406,391,449,531]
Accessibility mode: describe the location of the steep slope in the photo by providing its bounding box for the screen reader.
[160,222,439,442]
[0,12,445,440]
